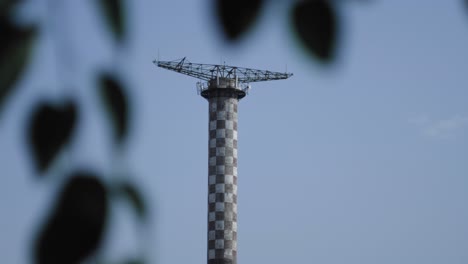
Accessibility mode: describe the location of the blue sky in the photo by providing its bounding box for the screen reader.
[1,1,468,263]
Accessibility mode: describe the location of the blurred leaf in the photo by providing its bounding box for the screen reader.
[214,0,263,41]
[122,258,144,264]
[34,172,109,264]
[292,0,338,62]
[97,0,125,42]
[114,181,147,220]
[28,100,77,173]
[0,0,19,17]
[99,72,129,144]
[0,18,37,113]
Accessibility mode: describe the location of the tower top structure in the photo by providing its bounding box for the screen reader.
[153,57,293,83]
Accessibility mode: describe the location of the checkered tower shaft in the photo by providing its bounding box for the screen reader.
[201,78,246,264]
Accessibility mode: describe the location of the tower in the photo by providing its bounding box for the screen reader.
[154,57,292,264]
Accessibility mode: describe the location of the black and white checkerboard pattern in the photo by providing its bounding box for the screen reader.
[207,96,239,264]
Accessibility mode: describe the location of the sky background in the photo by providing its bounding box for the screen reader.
[1,1,468,263]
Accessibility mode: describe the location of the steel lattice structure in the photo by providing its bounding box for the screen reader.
[153,57,293,83]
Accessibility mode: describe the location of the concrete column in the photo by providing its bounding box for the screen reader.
[201,77,245,264]
[207,94,239,264]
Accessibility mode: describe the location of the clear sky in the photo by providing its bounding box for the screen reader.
[1,1,468,264]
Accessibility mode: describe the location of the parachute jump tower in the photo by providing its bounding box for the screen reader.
[154,57,292,264]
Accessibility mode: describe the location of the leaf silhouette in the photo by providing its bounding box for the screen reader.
[0,18,37,113]
[28,100,78,173]
[98,72,129,144]
[122,259,144,264]
[34,172,109,264]
[214,0,263,41]
[114,181,147,220]
[0,0,21,17]
[97,0,125,42]
[292,0,338,62]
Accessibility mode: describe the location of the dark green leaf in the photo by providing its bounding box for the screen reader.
[97,0,125,42]
[99,73,129,144]
[34,172,109,264]
[214,0,263,41]
[115,181,146,220]
[291,0,338,62]
[0,0,20,17]
[0,18,37,113]
[28,100,78,173]
[122,258,145,264]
